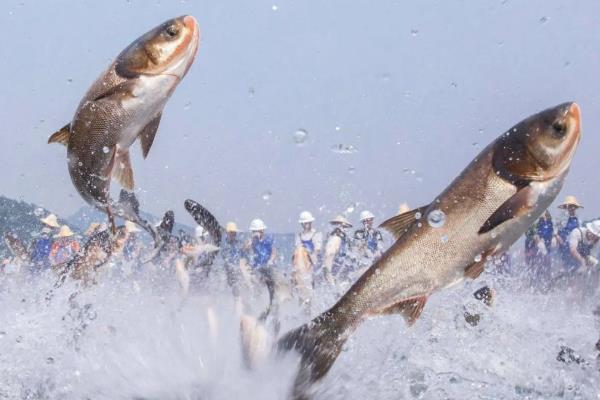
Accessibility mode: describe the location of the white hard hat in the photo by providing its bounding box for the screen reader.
[360,210,375,221]
[298,211,315,224]
[249,218,267,231]
[586,220,600,237]
[195,225,207,238]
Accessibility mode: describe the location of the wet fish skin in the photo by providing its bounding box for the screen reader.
[48,16,200,231]
[278,102,582,398]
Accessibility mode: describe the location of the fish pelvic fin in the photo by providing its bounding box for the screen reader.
[478,185,534,234]
[139,112,162,159]
[464,248,498,279]
[112,149,135,190]
[48,124,71,146]
[277,312,351,399]
[380,295,428,326]
[379,205,429,240]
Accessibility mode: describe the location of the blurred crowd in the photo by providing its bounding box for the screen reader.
[525,195,600,292]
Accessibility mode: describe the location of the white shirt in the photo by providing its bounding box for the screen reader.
[568,227,600,253]
[295,229,323,253]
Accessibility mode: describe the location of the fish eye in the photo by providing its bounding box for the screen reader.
[165,25,180,38]
[551,121,567,138]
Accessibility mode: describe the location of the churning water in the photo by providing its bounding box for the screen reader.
[1,257,599,400]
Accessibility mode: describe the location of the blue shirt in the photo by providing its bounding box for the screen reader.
[30,236,52,265]
[222,238,242,265]
[536,219,554,250]
[250,235,274,268]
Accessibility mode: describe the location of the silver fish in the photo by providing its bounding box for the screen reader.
[48,16,200,235]
[278,102,582,399]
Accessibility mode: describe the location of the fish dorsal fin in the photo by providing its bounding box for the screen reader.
[48,124,71,146]
[379,205,429,240]
[112,149,134,190]
[112,150,134,190]
[478,185,534,234]
[139,113,162,159]
[380,296,428,326]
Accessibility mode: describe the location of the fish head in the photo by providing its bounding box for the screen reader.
[493,102,581,183]
[115,15,200,80]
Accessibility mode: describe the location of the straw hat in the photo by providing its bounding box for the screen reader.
[558,195,583,209]
[85,222,101,236]
[329,215,352,228]
[125,220,142,233]
[40,214,60,228]
[398,203,411,215]
[225,221,239,233]
[54,225,75,238]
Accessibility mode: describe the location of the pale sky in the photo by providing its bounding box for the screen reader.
[1,0,599,232]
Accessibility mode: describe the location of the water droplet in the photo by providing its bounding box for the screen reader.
[78,162,83,167]
[410,29,419,37]
[474,254,482,262]
[271,4,278,10]
[335,126,341,131]
[330,144,357,154]
[490,232,497,239]
[248,87,255,97]
[451,81,458,88]
[381,73,391,82]
[414,212,422,220]
[102,146,109,154]
[346,204,355,214]
[293,129,308,145]
[472,142,478,146]
[539,16,549,24]
[262,191,272,201]
[427,209,446,228]
[66,78,73,84]
[441,234,449,244]
[183,101,191,110]
[347,166,356,174]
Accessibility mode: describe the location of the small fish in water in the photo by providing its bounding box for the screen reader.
[48,16,200,236]
[276,102,581,398]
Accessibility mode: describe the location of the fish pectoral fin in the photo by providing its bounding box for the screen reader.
[478,185,535,234]
[380,296,428,326]
[112,150,135,190]
[464,248,498,279]
[48,124,71,146]
[379,205,429,240]
[139,113,162,159]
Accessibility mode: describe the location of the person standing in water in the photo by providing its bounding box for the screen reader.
[222,221,244,306]
[322,215,353,283]
[557,196,583,271]
[294,211,323,267]
[292,211,323,310]
[49,225,80,268]
[354,210,384,269]
[30,214,61,274]
[246,219,277,270]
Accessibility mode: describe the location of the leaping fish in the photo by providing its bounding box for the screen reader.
[277,102,582,399]
[48,16,200,236]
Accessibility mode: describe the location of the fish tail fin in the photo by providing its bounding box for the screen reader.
[48,124,71,146]
[277,311,352,399]
[111,190,159,245]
